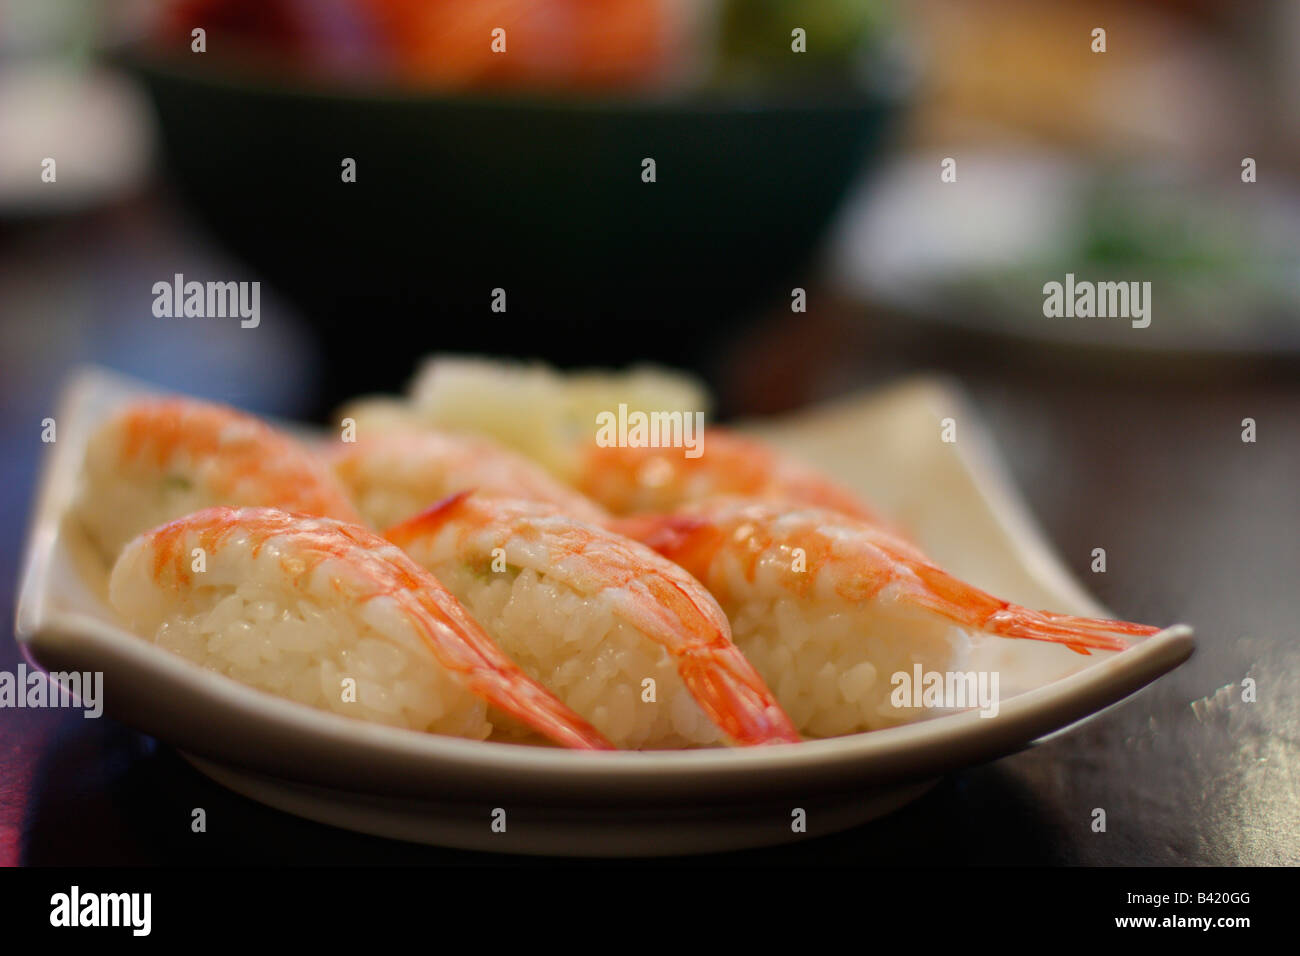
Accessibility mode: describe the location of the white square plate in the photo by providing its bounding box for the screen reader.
[14,367,1194,856]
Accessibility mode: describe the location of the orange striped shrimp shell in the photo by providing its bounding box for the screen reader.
[575,427,882,521]
[116,398,362,520]
[328,428,609,530]
[139,506,613,750]
[616,498,1161,655]
[77,396,366,560]
[386,492,801,746]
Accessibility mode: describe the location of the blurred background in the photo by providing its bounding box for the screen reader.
[4,0,1300,414]
[2,0,1298,865]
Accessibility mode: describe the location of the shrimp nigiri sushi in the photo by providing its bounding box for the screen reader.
[619,498,1162,737]
[109,506,611,749]
[574,427,880,521]
[76,397,362,561]
[329,428,608,530]
[385,492,799,749]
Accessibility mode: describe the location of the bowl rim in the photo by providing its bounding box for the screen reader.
[106,39,915,115]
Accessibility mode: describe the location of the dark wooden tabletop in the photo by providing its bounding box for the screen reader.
[2,199,1297,866]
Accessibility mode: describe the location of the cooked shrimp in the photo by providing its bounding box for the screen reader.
[575,428,882,521]
[385,492,800,748]
[110,506,612,750]
[76,397,363,561]
[328,428,609,530]
[615,499,1161,736]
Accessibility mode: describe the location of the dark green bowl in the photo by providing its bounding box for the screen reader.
[126,53,906,388]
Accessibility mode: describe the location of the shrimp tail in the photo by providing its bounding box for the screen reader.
[906,563,1157,654]
[600,569,802,746]
[384,489,477,544]
[608,514,713,561]
[620,511,1155,656]
[678,647,802,746]
[466,670,616,750]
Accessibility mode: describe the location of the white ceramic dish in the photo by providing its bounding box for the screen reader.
[14,367,1194,856]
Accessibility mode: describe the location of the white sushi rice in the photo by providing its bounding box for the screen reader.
[346,483,429,534]
[77,419,236,562]
[75,404,359,564]
[713,550,974,736]
[109,527,493,740]
[330,431,608,531]
[428,560,724,749]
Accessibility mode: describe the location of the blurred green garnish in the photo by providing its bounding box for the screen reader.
[713,0,895,89]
